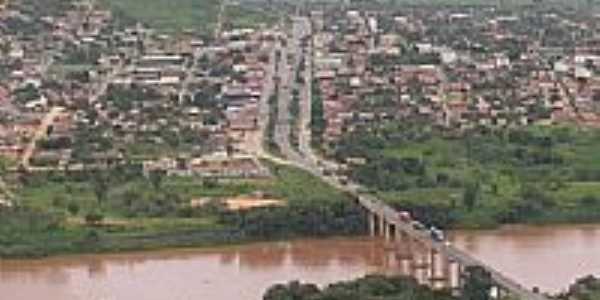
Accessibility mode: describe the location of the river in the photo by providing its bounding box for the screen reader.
[1,224,599,300]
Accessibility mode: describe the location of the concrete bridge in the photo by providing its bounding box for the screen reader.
[357,193,551,300]
[271,15,552,300]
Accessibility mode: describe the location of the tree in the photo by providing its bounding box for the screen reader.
[92,173,108,205]
[463,181,480,211]
[148,170,166,190]
[67,202,80,216]
[263,281,320,300]
[84,211,104,226]
[463,266,493,300]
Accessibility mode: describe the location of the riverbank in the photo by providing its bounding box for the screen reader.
[0,163,365,259]
[3,228,599,300]
[264,274,600,300]
[264,275,457,300]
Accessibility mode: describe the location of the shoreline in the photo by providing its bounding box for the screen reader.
[4,220,600,260]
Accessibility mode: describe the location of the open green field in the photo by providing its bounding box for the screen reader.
[100,0,222,32]
[385,0,592,6]
[223,3,279,29]
[99,0,277,33]
[0,161,362,258]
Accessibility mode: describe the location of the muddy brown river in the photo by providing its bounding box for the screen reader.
[1,224,599,300]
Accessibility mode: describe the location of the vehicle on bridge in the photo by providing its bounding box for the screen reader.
[430,226,446,242]
[411,220,426,231]
[398,211,411,222]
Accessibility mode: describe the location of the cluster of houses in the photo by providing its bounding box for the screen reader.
[310,6,600,147]
[0,0,275,178]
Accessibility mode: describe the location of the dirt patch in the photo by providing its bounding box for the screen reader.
[190,196,285,211]
[224,197,285,210]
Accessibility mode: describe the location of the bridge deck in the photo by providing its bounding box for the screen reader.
[357,195,550,300]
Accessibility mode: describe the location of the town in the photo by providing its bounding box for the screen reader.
[1,1,600,300]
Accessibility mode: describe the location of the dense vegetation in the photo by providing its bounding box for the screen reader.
[335,121,600,229]
[310,79,326,148]
[264,275,457,300]
[558,276,600,300]
[0,162,364,258]
[266,93,281,154]
[264,267,498,300]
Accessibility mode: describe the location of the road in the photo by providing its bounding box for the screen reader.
[20,106,64,170]
[215,0,227,40]
[273,17,310,162]
[296,18,320,165]
[264,16,550,300]
[253,43,278,156]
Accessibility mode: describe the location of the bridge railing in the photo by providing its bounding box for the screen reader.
[356,194,550,300]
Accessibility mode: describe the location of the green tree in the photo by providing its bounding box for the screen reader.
[463,266,493,300]
[84,210,104,226]
[67,202,80,216]
[263,281,320,300]
[148,170,166,190]
[92,173,108,205]
[463,181,480,211]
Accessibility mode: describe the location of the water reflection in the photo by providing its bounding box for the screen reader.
[450,224,600,293]
[0,225,600,300]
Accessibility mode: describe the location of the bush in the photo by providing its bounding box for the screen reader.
[85,211,104,226]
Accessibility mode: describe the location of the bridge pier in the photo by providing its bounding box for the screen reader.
[368,213,376,237]
[384,221,391,241]
[442,257,452,290]
[448,261,464,297]
[492,285,509,299]
[357,195,550,300]
[428,248,438,287]
[492,286,501,299]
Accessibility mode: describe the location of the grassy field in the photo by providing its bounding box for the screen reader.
[223,3,279,29]
[99,0,277,33]
[100,0,222,33]
[1,161,360,258]
[385,0,592,6]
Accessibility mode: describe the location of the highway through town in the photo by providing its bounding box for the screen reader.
[267,16,551,300]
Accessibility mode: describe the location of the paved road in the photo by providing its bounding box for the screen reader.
[254,43,278,156]
[265,16,550,300]
[215,0,227,40]
[273,18,307,162]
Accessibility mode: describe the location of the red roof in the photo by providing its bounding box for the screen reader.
[0,86,9,103]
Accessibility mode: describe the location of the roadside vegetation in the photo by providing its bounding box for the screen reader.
[310,79,326,149]
[334,120,600,229]
[0,162,363,258]
[290,87,300,150]
[266,93,281,155]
